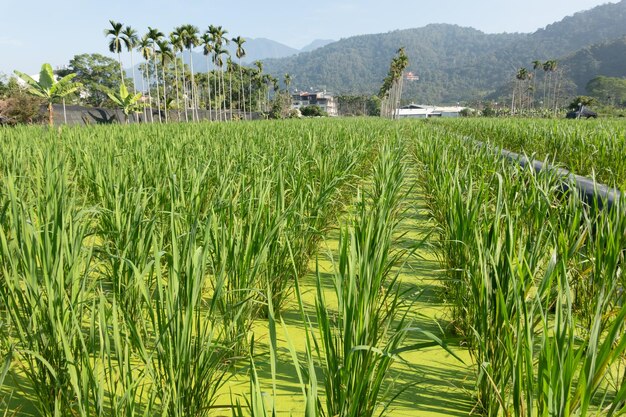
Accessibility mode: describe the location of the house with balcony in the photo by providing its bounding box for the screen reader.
[291,91,338,116]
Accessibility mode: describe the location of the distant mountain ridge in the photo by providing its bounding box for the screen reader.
[261,0,626,103]
[183,38,335,72]
[127,37,335,79]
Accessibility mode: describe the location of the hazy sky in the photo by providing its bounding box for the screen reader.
[0,0,617,76]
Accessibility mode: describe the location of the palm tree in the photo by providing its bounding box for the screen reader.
[253,60,264,112]
[121,26,139,93]
[548,60,560,115]
[178,25,200,121]
[227,58,234,120]
[105,20,125,82]
[531,60,542,107]
[147,27,164,123]
[156,39,173,123]
[201,31,214,121]
[378,48,408,118]
[215,48,230,120]
[284,73,292,94]
[14,63,81,126]
[121,26,139,121]
[543,60,557,108]
[514,67,529,113]
[209,25,230,121]
[137,36,153,122]
[169,31,185,121]
[232,36,247,119]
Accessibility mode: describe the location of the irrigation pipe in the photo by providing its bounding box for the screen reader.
[498,146,622,210]
[468,138,622,209]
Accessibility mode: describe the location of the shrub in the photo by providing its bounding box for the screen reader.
[301,105,327,117]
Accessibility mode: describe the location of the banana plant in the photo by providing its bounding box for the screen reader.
[106,83,144,123]
[14,63,81,126]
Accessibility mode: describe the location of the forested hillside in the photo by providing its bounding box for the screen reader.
[263,1,626,103]
[561,36,626,94]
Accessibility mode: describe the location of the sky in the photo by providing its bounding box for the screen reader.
[0,0,617,76]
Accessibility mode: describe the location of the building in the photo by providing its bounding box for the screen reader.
[291,91,338,116]
[396,104,465,118]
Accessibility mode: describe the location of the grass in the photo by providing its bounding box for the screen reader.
[1,117,625,416]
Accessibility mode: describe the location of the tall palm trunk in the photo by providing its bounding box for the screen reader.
[152,54,162,123]
[117,52,124,83]
[221,68,227,119]
[248,75,253,119]
[129,50,140,122]
[161,62,168,123]
[145,63,154,123]
[229,68,233,121]
[182,76,189,121]
[181,63,189,122]
[173,55,181,122]
[553,70,561,116]
[140,69,148,122]
[215,66,222,121]
[205,56,213,121]
[238,61,246,120]
[188,49,197,122]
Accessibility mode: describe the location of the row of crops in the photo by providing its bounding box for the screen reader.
[0,120,432,416]
[412,122,626,416]
[1,117,625,416]
[431,118,626,190]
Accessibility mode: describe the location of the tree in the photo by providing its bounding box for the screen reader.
[156,39,174,122]
[531,60,542,106]
[137,37,154,122]
[201,31,214,120]
[214,47,229,120]
[0,79,45,125]
[0,75,7,97]
[64,53,127,107]
[105,83,143,123]
[147,27,164,123]
[209,25,230,120]
[568,95,598,110]
[379,48,408,119]
[105,20,126,82]
[121,26,139,94]
[543,60,558,110]
[232,36,247,119]
[301,104,327,117]
[170,31,183,122]
[513,67,529,113]
[178,24,200,121]
[586,76,626,106]
[284,73,292,94]
[253,61,264,112]
[14,63,81,126]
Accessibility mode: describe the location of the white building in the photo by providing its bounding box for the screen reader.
[396,104,465,118]
[291,91,338,116]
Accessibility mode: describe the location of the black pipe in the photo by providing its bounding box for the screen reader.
[498,147,622,210]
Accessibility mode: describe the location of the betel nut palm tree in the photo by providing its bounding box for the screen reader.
[232,36,247,118]
[105,20,126,82]
[14,63,81,126]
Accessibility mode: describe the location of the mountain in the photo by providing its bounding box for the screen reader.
[262,1,626,103]
[174,38,334,73]
[560,36,626,93]
[300,39,335,53]
[238,38,299,62]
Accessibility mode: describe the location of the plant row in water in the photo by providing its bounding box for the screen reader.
[413,123,626,416]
